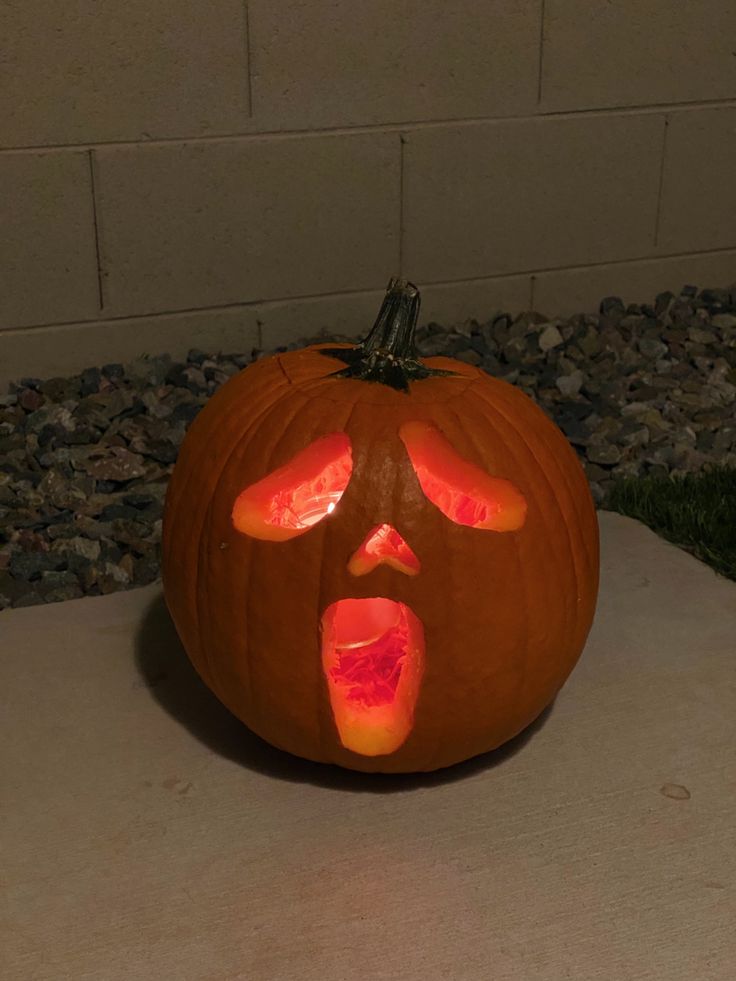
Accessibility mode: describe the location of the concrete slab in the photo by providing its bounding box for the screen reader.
[2,513,734,980]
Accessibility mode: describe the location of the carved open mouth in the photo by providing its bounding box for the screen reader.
[321,598,425,757]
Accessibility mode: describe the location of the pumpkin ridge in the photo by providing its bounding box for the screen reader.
[466,385,590,668]
[166,357,292,694]
[473,396,572,707]
[311,396,363,759]
[469,388,579,653]
[195,380,298,702]
[474,378,598,584]
[162,282,599,773]
[442,401,532,713]
[200,389,311,712]
[239,394,318,726]
[475,380,598,589]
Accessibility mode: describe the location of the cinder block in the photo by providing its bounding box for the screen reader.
[0,0,249,147]
[256,275,532,355]
[248,0,540,130]
[657,108,736,254]
[257,290,386,350]
[256,274,532,352]
[95,134,400,317]
[403,115,663,283]
[419,275,532,324]
[541,0,736,112]
[0,307,259,387]
[532,251,736,317]
[0,152,99,329]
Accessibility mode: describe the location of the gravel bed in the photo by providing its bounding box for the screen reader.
[2,284,736,609]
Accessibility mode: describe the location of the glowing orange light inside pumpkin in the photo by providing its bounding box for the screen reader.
[232,432,352,541]
[321,598,425,756]
[399,421,527,531]
[347,523,421,577]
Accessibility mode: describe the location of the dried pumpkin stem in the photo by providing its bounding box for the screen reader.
[361,278,421,360]
[321,278,457,392]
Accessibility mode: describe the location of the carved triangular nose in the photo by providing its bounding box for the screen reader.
[347,523,421,577]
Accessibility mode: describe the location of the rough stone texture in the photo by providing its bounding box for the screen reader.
[248,0,539,129]
[95,135,399,316]
[541,1,736,111]
[402,115,662,282]
[0,0,250,146]
[0,153,100,328]
[2,283,736,609]
[657,107,736,255]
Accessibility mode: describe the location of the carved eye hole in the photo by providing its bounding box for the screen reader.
[399,421,527,531]
[232,432,353,541]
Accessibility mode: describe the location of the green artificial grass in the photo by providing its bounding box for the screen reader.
[606,467,736,581]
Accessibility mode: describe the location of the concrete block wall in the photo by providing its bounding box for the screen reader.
[2,1,736,383]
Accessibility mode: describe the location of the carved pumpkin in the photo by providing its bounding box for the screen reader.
[162,280,599,773]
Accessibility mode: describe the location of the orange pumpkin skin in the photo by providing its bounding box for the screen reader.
[162,291,599,773]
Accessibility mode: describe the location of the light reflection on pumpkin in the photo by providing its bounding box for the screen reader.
[231,423,527,756]
[399,420,527,531]
[231,432,352,541]
[321,598,425,757]
[348,523,421,577]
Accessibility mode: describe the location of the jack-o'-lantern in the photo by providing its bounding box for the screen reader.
[162,279,599,773]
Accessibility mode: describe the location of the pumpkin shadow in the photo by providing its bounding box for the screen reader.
[135,590,556,793]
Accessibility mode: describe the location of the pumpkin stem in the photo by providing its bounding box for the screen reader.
[320,278,457,392]
[361,278,421,360]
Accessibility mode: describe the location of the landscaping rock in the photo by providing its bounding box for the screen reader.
[539,325,564,352]
[556,370,584,397]
[2,280,735,608]
[84,447,147,482]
